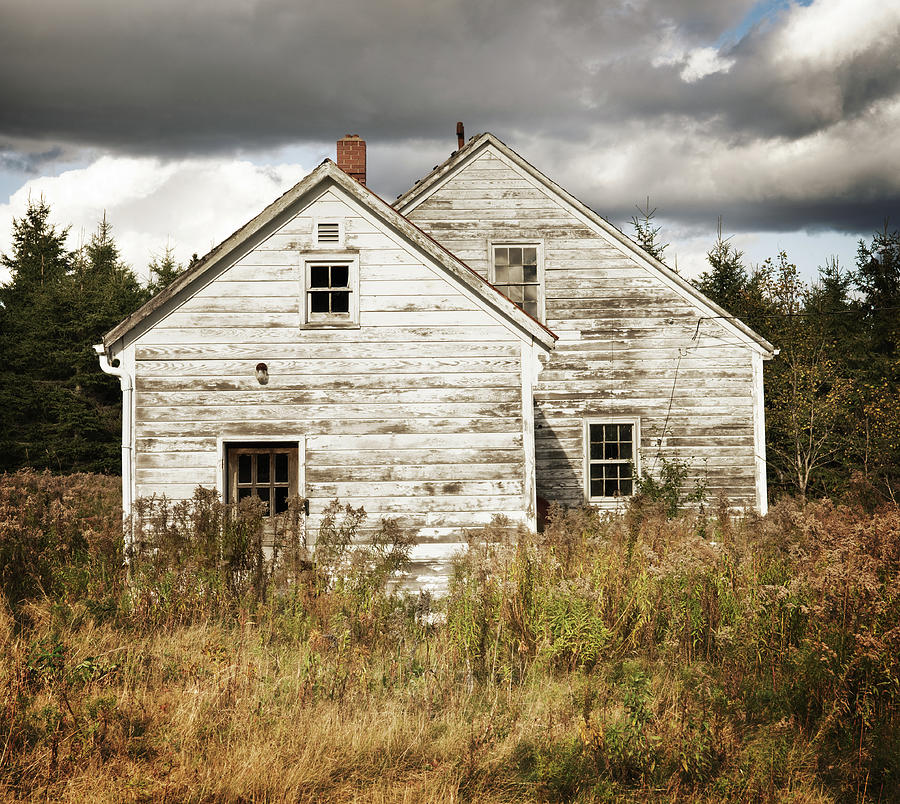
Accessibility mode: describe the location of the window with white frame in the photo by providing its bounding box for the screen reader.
[302,255,359,327]
[491,243,542,320]
[585,420,638,500]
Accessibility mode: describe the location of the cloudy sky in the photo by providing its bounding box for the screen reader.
[1,0,898,281]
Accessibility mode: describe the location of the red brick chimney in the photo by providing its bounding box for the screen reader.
[336,134,366,186]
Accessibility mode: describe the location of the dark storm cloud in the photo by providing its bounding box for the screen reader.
[0,0,755,150]
[1,0,898,233]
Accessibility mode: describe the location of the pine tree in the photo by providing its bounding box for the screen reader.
[630,197,668,263]
[0,205,149,472]
[694,218,749,317]
[148,245,184,293]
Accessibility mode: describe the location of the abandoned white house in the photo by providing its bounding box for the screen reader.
[97,132,775,587]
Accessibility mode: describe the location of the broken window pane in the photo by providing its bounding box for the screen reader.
[331,265,349,287]
[275,453,288,483]
[331,291,350,313]
[310,265,330,288]
[238,454,252,484]
[256,453,270,484]
[274,487,289,514]
[309,292,329,313]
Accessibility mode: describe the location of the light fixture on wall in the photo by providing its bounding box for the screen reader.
[255,362,269,385]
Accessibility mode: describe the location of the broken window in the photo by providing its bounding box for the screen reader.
[585,420,638,500]
[492,244,542,320]
[303,256,359,326]
[226,443,299,515]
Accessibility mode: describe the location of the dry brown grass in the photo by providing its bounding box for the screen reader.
[1,472,898,802]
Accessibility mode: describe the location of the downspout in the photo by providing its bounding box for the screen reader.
[94,344,133,564]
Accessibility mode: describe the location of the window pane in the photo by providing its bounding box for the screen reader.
[524,301,538,318]
[605,478,619,497]
[331,291,350,313]
[509,247,522,266]
[256,453,270,484]
[275,453,288,483]
[330,265,349,287]
[620,441,633,460]
[238,487,252,502]
[603,424,618,441]
[309,291,329,313]
[274,487,289,514]
[523,247,537,264]
[524,284,538,302]
[494,265,509,284]
[256,488,270,512]
[620,477,633,496]
[524,265,538,283]
[509,285,525,303]
[494,247,508,267]
[238,454,252,484]
[310,265,329,288]
[508,265,523,285]
[604,441,620,460]
[619,424,633,442]
[590,477,603,497]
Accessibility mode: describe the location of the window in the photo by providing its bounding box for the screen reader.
[302,254,359,327]
[226,443,299,515]
[585,420,639,500]
[491,243,543,320]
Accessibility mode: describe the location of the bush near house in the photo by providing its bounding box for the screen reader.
[2,470,899,803]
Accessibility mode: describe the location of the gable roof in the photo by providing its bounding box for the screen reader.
[395,133,776,357]
[102,159,557,352]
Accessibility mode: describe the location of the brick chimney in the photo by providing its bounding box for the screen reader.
[336,134,366,186]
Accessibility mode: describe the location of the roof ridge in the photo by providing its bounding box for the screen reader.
[395,133,775,356]
[102,158,556,350]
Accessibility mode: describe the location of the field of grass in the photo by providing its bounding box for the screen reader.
[1,470,899,802]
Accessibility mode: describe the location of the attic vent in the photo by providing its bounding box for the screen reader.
[317,222,340,243]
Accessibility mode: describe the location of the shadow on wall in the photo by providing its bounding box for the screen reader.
[534,404,582,524]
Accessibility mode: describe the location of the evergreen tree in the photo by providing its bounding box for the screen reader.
[630,197,668,263]
[694,219,750,317]
[0,204,149,472]
[148,245,185,293]
[852,225,900,499]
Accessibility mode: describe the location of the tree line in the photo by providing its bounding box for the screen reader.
[0,201,183,472]
[2,199,898,505]
[634,203,900,504]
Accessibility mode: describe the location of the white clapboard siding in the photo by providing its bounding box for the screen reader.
[129,181,536,595]
[405,147,761,510]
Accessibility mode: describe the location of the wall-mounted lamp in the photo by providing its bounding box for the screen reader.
[255,362,269,385]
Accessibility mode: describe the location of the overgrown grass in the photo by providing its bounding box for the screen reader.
[1,469,898,802]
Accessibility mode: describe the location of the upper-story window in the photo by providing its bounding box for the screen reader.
[491,243,543,320]
[301,254,359,328]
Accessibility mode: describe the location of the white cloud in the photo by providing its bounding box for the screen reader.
[679,46,735,83]
[0,156,307,282]
[771,0,900,69]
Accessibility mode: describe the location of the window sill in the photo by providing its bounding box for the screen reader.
[300,320,361,330]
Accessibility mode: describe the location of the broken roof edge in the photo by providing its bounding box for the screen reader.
[395,133,776,358]
[102,158,556,352]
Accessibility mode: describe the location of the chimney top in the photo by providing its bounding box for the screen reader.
[456,122,465,151]
[336,134,366,186]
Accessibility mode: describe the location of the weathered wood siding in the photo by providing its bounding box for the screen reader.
[404,149,761,510]
[128,186,534,588]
